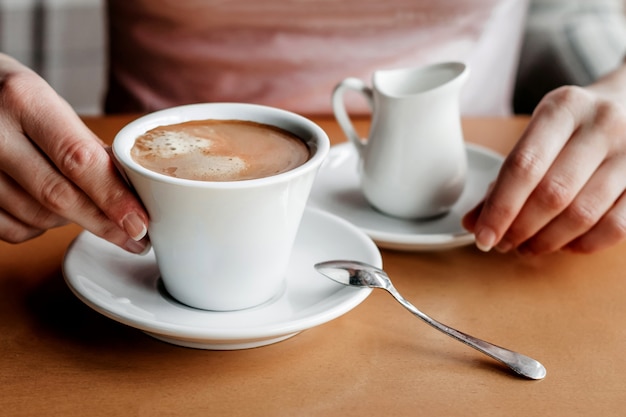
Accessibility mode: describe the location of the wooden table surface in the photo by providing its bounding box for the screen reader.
[2,115,626,416]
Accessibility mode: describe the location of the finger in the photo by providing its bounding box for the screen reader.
[0,171,68,230]
[518,154,626,254]
[0,129,147,253]
[21,97,148,240]
[462,182,495,233]
[565,191,626,253]
[462,199,483,233]
[1,68,148,247]
[0,208,46,244]
[471,95,579,251]
[495,122,607,252]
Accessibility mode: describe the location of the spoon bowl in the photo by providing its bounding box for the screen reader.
[315,260,546,380]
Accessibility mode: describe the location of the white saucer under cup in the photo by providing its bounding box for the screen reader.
[309,142,504,251]
[63,208,382,350]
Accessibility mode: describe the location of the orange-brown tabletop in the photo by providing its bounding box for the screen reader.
[2,115,625,416]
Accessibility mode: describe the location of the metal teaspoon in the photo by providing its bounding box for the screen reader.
[314,260,547,380]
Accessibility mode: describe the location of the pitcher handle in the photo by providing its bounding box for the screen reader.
[331,77,373,157]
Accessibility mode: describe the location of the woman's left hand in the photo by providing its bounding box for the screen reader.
[463,64,626,255]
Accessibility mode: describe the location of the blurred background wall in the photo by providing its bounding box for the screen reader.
[514,0,626,113]
[1,0,626,116]
[0,0,105,115]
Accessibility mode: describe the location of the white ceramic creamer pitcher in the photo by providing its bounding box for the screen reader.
[332,62,469,219]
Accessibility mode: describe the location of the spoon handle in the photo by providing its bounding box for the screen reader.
[386,285,546,380]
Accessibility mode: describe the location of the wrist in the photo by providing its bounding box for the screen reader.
[586,62,626,106]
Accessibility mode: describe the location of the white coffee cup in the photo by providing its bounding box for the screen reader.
[113,103,330,311]
[332,62,469,219]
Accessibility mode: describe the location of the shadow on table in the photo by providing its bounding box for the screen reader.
[25,269,149,347]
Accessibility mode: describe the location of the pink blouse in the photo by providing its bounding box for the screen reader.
[105,0,528,116]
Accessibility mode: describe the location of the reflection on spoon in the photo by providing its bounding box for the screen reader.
[314,260,546,380]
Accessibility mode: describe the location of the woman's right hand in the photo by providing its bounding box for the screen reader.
[0,53,149,253]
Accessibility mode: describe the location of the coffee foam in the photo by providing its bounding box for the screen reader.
[131,119,309,181]
[138,130,213,158]
[132,129,247,179]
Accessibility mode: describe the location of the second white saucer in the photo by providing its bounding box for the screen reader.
[309,142,504,251]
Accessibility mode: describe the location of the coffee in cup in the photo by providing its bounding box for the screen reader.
[113,103,329,311]
[131,119,310,182]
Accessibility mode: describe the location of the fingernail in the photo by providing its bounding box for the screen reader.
[123,212,148,241]
[495,239,513,253]
[475,227,497,252]
[125,238,151,255]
